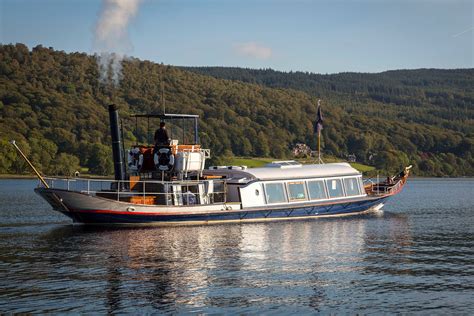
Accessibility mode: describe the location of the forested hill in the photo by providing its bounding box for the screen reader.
[0,44,473,177]
[183,66,474,175]
[184,67,474,134]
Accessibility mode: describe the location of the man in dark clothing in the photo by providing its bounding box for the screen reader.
[154,122,170,145]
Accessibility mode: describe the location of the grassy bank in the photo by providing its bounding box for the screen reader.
[0,174,37,179]
[349,162,376,173]
[222,157,273,168]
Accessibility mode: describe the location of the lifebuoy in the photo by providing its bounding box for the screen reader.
[127,148,143,172]
[154,147,175,171]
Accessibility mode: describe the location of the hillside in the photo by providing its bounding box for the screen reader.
[0,43,473,177]
[184,67,474,134]
[184,66,474,176]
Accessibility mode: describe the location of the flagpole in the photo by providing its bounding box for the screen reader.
[318,129,321,164]
[316,99,323,164]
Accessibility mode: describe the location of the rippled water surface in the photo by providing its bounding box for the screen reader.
[0,179,473,313]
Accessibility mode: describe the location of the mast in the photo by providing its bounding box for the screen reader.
[318,128,321,163]
[316,99,324,164]
[161,63,166,115]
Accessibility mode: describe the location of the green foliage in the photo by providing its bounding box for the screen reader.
[86,143,114,176]
[0,44,472,177]
[0,140,17,173]
[185,66,474,176]
[51,153,80,176]
[29,137,58,173]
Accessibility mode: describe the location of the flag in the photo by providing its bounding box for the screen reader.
[315,103,323,133]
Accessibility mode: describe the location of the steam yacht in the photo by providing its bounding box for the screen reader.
[31,105,410,225]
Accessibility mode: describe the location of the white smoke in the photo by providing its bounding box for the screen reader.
[94,0,141,86]
[233,42,272,60]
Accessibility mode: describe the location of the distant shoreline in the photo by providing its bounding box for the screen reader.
[0,174,37,179]
[0,174,113,180]
[0,174,472,181]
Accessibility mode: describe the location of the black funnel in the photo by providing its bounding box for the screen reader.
[108,104,126,181]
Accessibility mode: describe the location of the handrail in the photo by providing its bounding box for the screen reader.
[40,176,227,206]
[370,179,402,196]
[366,165,411,196]
[43,176,214,185]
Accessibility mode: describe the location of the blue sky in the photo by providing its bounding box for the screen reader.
[0,0,472,73]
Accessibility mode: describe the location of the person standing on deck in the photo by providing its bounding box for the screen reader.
[154,122,170,146]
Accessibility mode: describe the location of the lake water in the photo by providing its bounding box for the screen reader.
[0,179,473,313]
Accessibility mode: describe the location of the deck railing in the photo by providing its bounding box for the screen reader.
[41,177,227,205]
[368,179,403,196]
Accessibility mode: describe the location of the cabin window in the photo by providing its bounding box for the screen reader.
[212,181,225,203]
[307,180,327,200]
[287,182,307,201]
[326,179,344,198]
[344,177,361,196]
[265,183,287,204]
[359,178,365,193]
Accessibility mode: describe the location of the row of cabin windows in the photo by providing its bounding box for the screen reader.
[264,177,363,204]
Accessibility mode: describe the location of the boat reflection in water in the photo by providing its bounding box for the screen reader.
[40,211,412,313]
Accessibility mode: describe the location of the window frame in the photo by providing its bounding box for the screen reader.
[306,179,328,201]
[264,182,288,204]
[261,175,365,205]
[343,177,362,196]
[358,177,365,194]
[286,181,308,202]
[325,178,345,199]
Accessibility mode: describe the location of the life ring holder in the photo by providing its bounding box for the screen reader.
[154,147,175,171]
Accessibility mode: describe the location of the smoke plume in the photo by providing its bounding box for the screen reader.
[94,0,141,86]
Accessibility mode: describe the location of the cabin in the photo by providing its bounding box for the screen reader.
[204,161,366,209]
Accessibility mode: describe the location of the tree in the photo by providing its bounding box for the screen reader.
[29,137,58,173]
[87,143,114,175]
[51,153,80,176]
[347,134,371,162]
[0,140,17,173]
[254,132,270,157]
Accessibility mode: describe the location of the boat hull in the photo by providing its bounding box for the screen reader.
[35,187,387,225]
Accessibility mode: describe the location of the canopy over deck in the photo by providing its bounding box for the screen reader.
[131,113,200,145]
[130,113,199,119]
